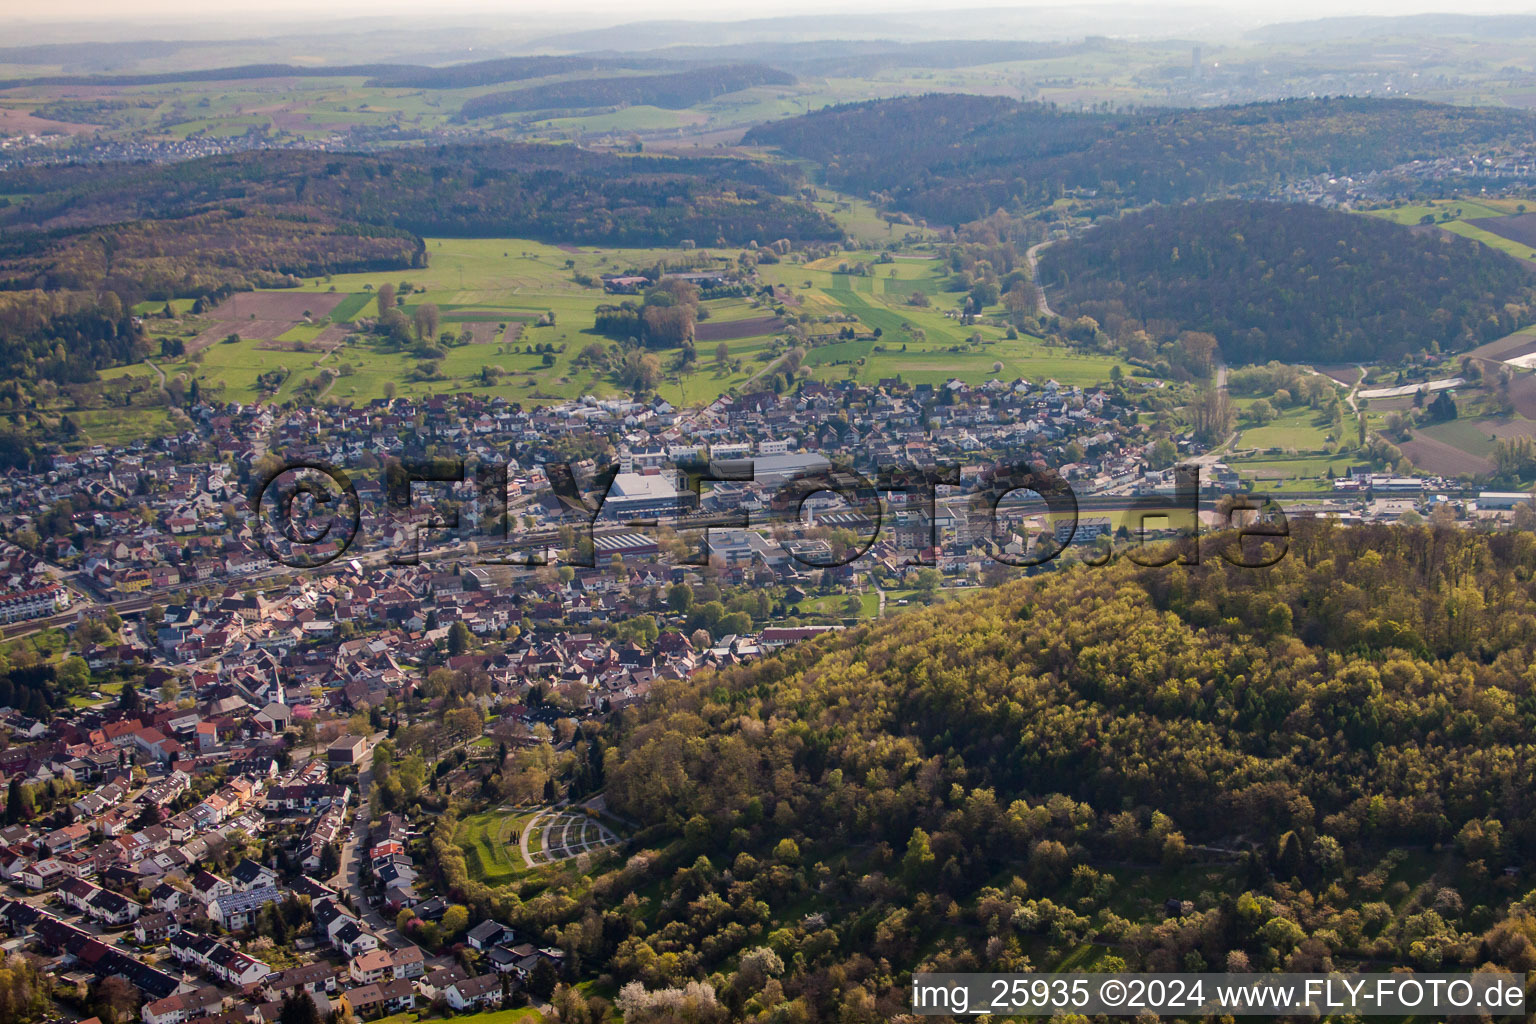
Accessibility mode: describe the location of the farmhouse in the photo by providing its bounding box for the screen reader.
[601,275,650,294]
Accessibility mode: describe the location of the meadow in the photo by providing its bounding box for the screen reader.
[455,806,537,886]
[1363,198,1536,263]
[127,227,1122,414]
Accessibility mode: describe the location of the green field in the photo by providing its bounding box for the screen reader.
[1363,198,1536,263]
[1438,219,1536,263]
[372,1009,542,1024]
[70,406,178,446]
[125,235,1121,413]
[1229,454,1357,491]
[1237,403,1336,452]
[456,807,536,885]
[796,592,880,620]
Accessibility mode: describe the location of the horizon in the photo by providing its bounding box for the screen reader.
[10,1,1536,46]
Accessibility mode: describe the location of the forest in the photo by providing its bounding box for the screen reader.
[1036,200,1536,363]
[0,290,147,386]
[417,524,1536,1024]
[0,144,835,246]
[459,64,795,118]
[745,94,1536,224]
[0,209,423,296]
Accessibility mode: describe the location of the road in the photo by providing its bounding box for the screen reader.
[1025,241,1055,317]
[1345,363,1367,414]
[332,731,418,951]
[144,358,169,402]
[1189,362,1238,466]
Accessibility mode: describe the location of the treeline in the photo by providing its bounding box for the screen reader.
[745,94,1536,224]
[459,64,794,118]
[0,53,686,92]
[367,55,671,89]
[580,523,1536,1017]
[0,144,837,247]
[0,290,147,385]
[1038,200,1536,363]
[0,209,423,297]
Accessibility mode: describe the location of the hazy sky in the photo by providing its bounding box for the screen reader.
[13,0,1536,24]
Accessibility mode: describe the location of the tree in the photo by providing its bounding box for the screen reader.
[667,583,694,614]
[1148,437,1178,470]
[912,567,942,601]
[412,302,441,340]
[715,342,730,367]
[441,904,469,937]
[448,621,472,656]
[278,991,321,1024]
[90,976,141,1024]
[4,777,31,824]
[1189,389,1233,446]
[118,682,141,712]
[619,350,663,392]
[376,283,396,318]
[1513,497,1536,532]
[56,656,89,692]
[528,957,560,999]
[902,827,935,884]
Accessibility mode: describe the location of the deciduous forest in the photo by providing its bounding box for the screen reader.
[1037,200,1536,363]
[422,525,1536,1023]
[747,94,1536,223]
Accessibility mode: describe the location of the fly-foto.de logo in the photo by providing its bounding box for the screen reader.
[250,457,1289,572]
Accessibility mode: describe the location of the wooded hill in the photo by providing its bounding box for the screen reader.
[459,64,795,118]
[0,143,835,246]
[745,94,1536,224]
[1037,200,1536,363]
[0,210,423,296]
[544,524,1536,1021]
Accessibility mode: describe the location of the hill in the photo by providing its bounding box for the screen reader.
[494,524,1536,1019]
[745,94,1536,225]
[1037,200,1536,364]
[459,64,794,118]
[0,143,832,247]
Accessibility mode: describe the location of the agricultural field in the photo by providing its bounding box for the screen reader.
[0,40,1198,151]
[1363,197,1536,263]
[122,232,1121,418]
